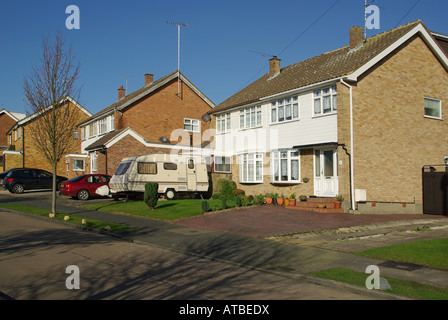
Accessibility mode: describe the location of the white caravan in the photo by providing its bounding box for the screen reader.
[109,153,209,199]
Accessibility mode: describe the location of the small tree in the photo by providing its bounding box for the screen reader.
[23,30,81,215]
[144,182,159,210]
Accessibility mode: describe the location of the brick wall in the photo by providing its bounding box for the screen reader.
[343,35,448,204]
[0,114,16,146]
[117,79,211,146]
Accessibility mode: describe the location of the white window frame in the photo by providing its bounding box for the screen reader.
[73,159,85,171]
[271,149,301,183]
[314,86,337,115]
[184,118,200,133]
[239,153,263,183]
[271,96,299,124]
[110,114,115,131]
[424,97,442,120]
[98,118,107,135]
[240,106,262,130]
[216,113,231,134]
[81,127,85,140]
[90,152,97,173]
[89,122,97,138]
[214,156,232,173]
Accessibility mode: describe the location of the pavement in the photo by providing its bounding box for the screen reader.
[1,191,448,299]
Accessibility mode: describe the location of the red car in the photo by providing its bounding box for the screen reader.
[59,174,111,200]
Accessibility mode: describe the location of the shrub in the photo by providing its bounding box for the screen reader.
[217,179,236,197]
[201,201,209,213]
[234,196,242,207]
[248,195,254,203]
[221,198,227,210]
[232,189,245,196]
[255,194,265,205]
[144,182,159,210]
[239,195,250,206]
[211,193,220,200]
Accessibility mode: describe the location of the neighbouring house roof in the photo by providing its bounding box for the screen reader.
[78,70,215,127]
[6,96,91,134]
[0,109,26,122]
[84,126,211,152]
[431,31,448,57]
[210,20,448,114]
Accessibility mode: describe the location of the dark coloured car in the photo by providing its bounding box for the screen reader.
[59,174,111,200]
[0,169,15,184]
[1,168,68,194]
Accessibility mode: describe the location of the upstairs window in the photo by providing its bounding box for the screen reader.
[184,118,200,133]
[98,118,107,135]
[240,106,262,129]
[424,97,442,119]
[314,86,337,115]
[216,113,231,133]
[271,96,299,124]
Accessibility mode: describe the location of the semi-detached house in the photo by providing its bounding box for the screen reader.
[209,20,448,214]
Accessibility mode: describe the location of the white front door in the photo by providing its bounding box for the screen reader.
[314,148,338,197]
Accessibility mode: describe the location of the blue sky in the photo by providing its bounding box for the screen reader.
[1,0,447,115]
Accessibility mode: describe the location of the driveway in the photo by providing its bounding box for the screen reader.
[174,205,448,238]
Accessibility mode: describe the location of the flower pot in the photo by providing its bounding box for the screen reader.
[334,201,341,209]
[289,199,296,206]
[264,197,273,205]
[317,204,326,209]
[284,198,289,206]
[277,198,284,206]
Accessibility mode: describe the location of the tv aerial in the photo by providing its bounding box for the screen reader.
[249,50,276,75]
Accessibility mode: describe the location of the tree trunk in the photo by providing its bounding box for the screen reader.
[52,162,57,215]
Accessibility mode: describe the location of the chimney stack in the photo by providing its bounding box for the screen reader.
[350,26,364,49]
[118,85,125,100]
[269,56,281,77]
[145,73,154,86]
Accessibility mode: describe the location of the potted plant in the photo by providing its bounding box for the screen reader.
[264,193,273,205]
[299,195,307,202]
[272,193,279,205]
[289,194,296,206]
[317,203,326,209]
[335,195,344,209]
[277,194,284,206]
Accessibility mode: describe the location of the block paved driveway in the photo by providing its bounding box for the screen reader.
[174,205,448,238]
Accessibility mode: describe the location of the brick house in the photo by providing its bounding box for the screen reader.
[209,20,448,214]
[3,97,92,177]
[0,109,26,171]
[66,70,215,179]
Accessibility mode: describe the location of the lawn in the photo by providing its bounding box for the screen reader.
[80,199,243,220]
[312,267,448,300]
[0,204,131,232]
[355,239,448,271]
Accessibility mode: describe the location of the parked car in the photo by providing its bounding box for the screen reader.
[1,168,68,194]
[59,174,111,200]
[0,169,15,185]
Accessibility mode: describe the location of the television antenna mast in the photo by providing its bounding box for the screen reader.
[121,74,134,92]
[364,0,385,39]
[248,50,276,75]
[167,21,188,96]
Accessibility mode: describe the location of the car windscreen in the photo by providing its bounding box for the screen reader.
[114,162,131,175]
[68,175,86,182]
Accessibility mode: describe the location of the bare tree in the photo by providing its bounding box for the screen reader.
[24,30,81,215]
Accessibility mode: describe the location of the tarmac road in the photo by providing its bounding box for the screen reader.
[0,190,406,302]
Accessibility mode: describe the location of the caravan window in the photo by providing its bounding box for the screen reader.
[138,162,157,174]
[188,159,195,169]
[164,163,177,170]
[114,162,131,175]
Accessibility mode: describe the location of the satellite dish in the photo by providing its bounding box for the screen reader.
[201,114,211,122]
[159,136,169,143]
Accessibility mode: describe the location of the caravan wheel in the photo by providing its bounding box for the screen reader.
[165,189,176,200]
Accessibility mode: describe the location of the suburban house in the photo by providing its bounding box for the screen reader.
[0,109,26,171]
[209,20,448,214]
[65,70,215,179]
[3,96,92,177]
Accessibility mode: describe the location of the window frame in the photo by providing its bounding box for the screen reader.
[314,86,337,116]
[271,149,301,184]
[271,96,299,124]
[73,159,85,171]
[424,97,442,120]
[214,156,232,173]
[184,118,200,133]
[137,162,158,175]
[239,153,263,183]
[216,113,231,134]
[239,106,262,130]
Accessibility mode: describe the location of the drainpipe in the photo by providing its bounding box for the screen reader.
[340,79,356,211]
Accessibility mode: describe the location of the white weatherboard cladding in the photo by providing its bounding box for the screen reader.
[214,90,338,155]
